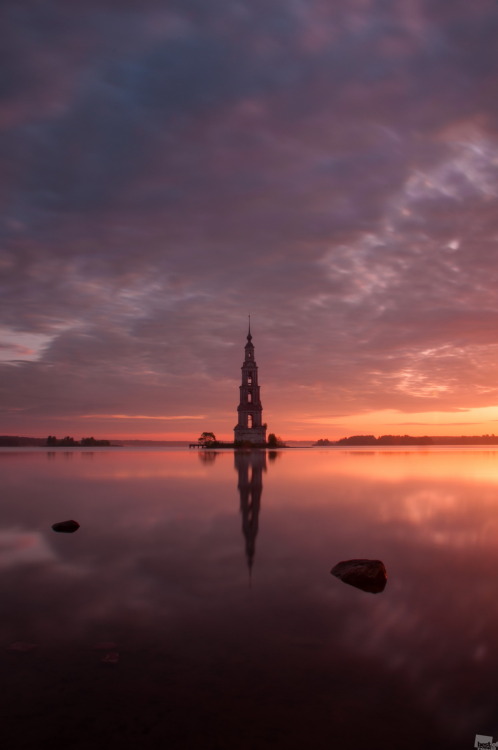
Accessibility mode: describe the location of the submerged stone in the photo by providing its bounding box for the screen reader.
[51,520,80,533]
[331,559,387,593]
[101,651,119,665]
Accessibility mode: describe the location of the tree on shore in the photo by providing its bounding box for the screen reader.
[198,431,217,447]
[267,433,284,447]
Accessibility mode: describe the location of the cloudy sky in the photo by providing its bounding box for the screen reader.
[2,0,498,441]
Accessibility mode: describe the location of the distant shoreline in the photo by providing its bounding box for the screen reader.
[314,434,498,446]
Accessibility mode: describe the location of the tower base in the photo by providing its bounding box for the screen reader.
[234,426,267,445]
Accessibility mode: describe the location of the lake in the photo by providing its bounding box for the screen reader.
[1,446,498,749]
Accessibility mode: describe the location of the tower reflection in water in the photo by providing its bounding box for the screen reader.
[234,450,270,578]
[198,449,280,576]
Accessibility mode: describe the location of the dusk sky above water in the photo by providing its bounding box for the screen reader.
[3,1,498,441]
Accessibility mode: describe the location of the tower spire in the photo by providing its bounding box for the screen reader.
[247,314,252,340]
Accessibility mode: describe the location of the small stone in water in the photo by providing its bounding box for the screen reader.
[52,520,80,533]
[331,559,387,593]
[101,651,119,664]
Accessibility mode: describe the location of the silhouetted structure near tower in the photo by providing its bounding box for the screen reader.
[234,320,267,445]
[235,450,266,575]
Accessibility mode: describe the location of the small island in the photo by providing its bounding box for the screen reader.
[190,431,286,449]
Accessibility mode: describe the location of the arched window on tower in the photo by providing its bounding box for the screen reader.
[247,373,253,385]
[247,414,253,428]
[247,392,252,403]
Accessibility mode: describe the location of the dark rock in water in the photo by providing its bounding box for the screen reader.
[101,651,119,665]
[51,520,80,533]
[331,559,387,593]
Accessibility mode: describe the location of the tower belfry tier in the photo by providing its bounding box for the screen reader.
[234,322,267,445]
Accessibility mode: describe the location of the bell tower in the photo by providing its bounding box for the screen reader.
[234,319,267,445]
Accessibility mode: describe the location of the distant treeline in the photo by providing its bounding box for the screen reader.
[47,435,111,447]
[0,435,111,447]
[314,434,498,446]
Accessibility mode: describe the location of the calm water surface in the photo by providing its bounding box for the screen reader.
[1,447,498,749]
